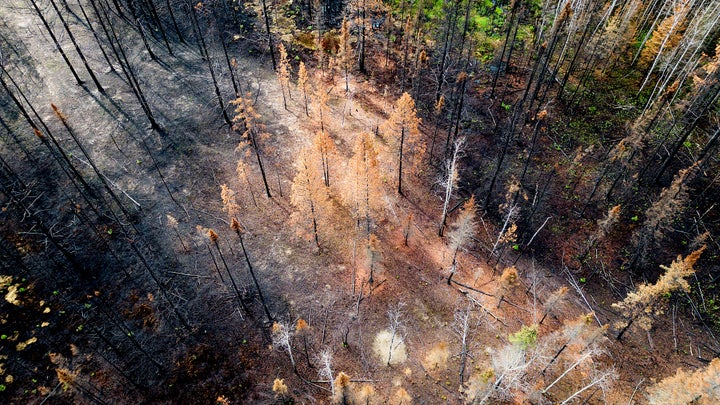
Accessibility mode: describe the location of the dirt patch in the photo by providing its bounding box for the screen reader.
[373,329,408,366]
[423,341,450,372]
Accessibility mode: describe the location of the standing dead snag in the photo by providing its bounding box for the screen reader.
[208,228,249,314]
[260,0,276,70]
[230,218,273,323]
[613,246,705,341]
[381,92,422,196]
[446,196,477,286]
[386,302,406,366]
[290,146,330,248]
[318,348,334,390]
[429,95,445,161]
[403,213,413,246]
[373,308,407,368]
[438,137,465,236]
[453,302,475,385]
[232,95,272,198]
[272,322,296,372]
[28,0,83,86]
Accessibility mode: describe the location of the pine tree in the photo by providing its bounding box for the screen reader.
[638,3,688,69]
[232,95,272,197]
[230,218,273,322]
[579,205,621,263]
[336,17,352,93]
[298,61,310,116]
[332,372,352,404]
[539,287,568,325]
[296,319,313,368]
[646,358,720,404]
[489,179,521,262]
[446,196,477,286]
[236,158,258,207]
[614,246,705,341]
[290,146,330,248]
[272,378,290,401]
[207,227,248,315]
[220,184,240,219]
[312,130,337,188]
[311,74,331,133]
[345,132,385,234]
[381,92,422,195]
[277,43,291,110]
[632,163,698,269]
[497,266,519,308]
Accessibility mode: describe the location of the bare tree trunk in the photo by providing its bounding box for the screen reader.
[233,223,273,322]
[260,0,276,70]
[190,5,232,125]
[29,0,84,85]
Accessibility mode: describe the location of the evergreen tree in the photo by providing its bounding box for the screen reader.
[614,247,705,341]
[646,358,720,404]
[291,146,331,248]
[381,92,422,195]
[232,95,272,198]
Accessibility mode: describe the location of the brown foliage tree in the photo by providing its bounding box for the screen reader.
[232,95,272,197]
[298,61,310,116]
[614,246,705,341]
[277,43,291,110]
[646,358,720,404]
[381,92,422,195]
[290,146,331,248]
[344,132,385,234]
[313,130,337,188]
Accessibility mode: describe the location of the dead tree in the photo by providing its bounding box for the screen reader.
[438,137,465,236]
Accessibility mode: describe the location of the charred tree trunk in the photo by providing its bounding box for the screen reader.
[29,0,84,86]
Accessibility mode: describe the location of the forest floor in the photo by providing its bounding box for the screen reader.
[0,1,717,404]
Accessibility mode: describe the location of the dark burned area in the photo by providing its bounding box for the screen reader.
[1,0,720,404]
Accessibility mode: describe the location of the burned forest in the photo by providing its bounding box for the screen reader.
[1,0,720,403]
